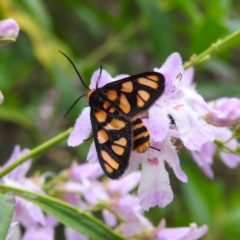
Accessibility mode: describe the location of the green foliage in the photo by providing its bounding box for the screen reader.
[0,193,15,240]
[0,185,123,240]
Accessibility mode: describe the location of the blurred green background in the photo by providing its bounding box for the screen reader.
[0,0,240,239]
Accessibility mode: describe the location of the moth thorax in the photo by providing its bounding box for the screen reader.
[87,89,95,99]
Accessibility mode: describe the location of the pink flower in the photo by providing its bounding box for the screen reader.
[206,98,240,126]
[1,146,47,229]
[155,219,208,240]
[22,215,58,240]
[0,18,19,43]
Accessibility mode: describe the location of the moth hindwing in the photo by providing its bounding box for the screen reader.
[88,72,165,179]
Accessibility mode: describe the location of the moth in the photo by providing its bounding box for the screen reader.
[61,52,165,179]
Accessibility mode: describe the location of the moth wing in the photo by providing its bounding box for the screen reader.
[90,108,132,179]
[103,72,165,118]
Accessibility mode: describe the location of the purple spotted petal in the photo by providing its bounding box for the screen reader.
[138,150,173,210]
[68,107,91,147]
[156,223,208,240]
[155,52,183,82]
[90,69,112,89]
[102,209,117,227]
[108,171,141,196]
[148,107,170,142]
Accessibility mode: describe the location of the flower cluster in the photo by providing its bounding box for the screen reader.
[63,162,208,239]
[1,147,208,240]
[1,146,57,240]
[68,52,238,211]
[2,52,240,240]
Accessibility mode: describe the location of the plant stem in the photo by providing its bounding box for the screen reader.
[183,29,240,69]
[0,128,72,178]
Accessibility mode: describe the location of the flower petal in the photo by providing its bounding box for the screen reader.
[65,227,88,240]
[102,209,117,227]
[68,107,91,147]
[138,150,173,210]
[161,139,187,182]
[169,106,214,150]
[108,171,141,196]
[148,106,170,142]
[86,142,98,164]
[155,52,183,82]
[156,223,208,240]
[90,69,112,89]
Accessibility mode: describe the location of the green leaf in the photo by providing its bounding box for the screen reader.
[137,0,174,61]
[0,193,16,240]
[191,17,228,54]
[0,185,123,240]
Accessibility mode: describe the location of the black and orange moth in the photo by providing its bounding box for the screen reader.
[61,52,165,179]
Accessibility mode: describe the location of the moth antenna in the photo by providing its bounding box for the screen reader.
[96,64,103,89]
[59,50,89,90]
[64,93,87,117]
[149,146,161,152]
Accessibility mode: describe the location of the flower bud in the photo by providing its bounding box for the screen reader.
[0,18,19,43]
[206,98,240,126]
